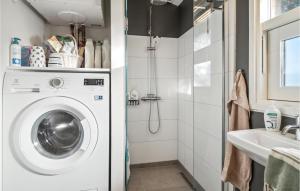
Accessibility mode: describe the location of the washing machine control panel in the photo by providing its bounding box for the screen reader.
[84,79,104,86]
[3,71,109,95]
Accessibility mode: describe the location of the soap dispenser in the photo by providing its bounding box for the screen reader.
[264,104,281,132]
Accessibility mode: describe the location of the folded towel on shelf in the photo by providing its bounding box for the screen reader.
[221,70,252,191]
[264,147,300,191]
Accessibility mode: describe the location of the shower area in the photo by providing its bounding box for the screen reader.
[139,0,163,135]
[126,0,226,190]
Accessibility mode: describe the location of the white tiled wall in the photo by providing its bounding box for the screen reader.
[178,28,194,175]
[127,35,178,164]
[193,10,223,191]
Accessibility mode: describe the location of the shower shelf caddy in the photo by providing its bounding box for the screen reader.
[127,99,140,106]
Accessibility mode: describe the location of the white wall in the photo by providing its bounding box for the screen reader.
[0,0,3,190]
[193,10,223,191]
[2,0,46,67]
[45,0,111,42]
[45,25,110,41]
[178,28,194,175]
[110,0,126,190]
[127,35,178,164]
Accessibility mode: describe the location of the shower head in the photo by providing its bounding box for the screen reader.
[150,0,169,6]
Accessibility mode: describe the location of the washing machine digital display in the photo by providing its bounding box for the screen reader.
[84,79,104,86]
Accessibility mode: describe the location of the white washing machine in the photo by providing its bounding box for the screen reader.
[2,70,110,191]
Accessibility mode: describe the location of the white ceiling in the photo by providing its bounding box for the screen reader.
[26,0,105,27]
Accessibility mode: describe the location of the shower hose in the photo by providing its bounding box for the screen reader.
[147,42,161,134]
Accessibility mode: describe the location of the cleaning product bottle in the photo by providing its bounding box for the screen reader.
[10,37,21,67]
[94,41,102,68]
[85,39,95,68]
[102,39,111,69]
[264,104,281,132]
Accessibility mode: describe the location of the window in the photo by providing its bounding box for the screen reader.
[282,36,300,87]
[267,20,300,101]
[249,0,300,115]
[261,0,300,22]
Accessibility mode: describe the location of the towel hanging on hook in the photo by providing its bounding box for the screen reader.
[237,69,244,73]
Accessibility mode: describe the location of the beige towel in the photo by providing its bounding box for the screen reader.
[221,70,252,191]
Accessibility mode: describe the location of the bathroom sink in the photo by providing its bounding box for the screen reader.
[227,129,300,166]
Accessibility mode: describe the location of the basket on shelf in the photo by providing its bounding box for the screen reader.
[54,34,83,68]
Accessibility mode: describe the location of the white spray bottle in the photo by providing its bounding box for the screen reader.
[10,37,21,67]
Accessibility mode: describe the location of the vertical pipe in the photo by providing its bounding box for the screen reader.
[149,5,153,47]
[146,2,160,134]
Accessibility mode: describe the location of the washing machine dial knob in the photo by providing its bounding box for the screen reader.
[50,78,64,88]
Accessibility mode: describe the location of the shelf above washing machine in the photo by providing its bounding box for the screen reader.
[7,66,110,73]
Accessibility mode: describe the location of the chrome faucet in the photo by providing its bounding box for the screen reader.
[281,115,300,141]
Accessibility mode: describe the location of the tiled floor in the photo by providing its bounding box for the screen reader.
[127,164,194,191]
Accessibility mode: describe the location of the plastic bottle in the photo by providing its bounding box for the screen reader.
[94,41,102,68]
[85,39,95,68]
[10,37,21,67]
[102,39,111,69]
[264,104,282,132]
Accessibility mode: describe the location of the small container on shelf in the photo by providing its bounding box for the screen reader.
[21,46,32,67]
[102,39,111,69]
[10,37,22,67]
[29,46,46,67]
[95,41,102,68]
[46,34,83,68]
[48,53,64,68]
[85,38,95,68]
[128,90,140,106]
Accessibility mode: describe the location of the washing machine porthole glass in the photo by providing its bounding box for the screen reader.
[31,110,84,159]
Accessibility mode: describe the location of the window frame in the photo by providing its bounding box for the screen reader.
[266,20,300,101]
[249,0,300,116]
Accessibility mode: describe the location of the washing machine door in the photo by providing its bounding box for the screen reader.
[12,96,98,175]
